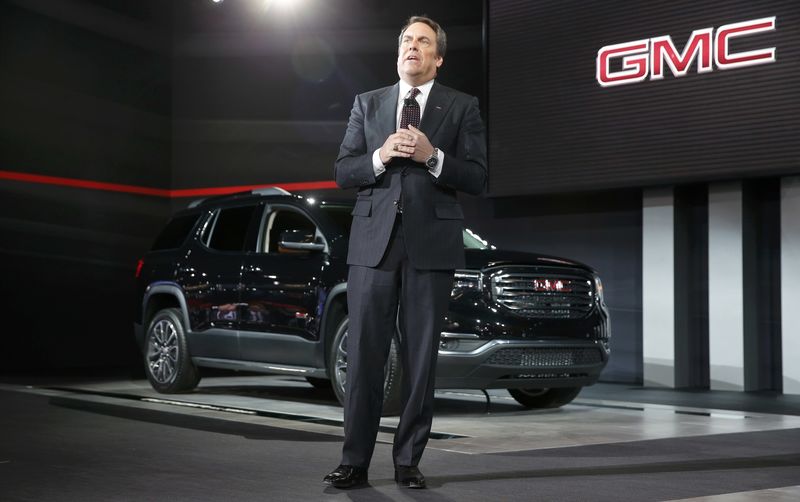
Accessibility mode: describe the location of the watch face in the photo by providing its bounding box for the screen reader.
[426,150,438,168]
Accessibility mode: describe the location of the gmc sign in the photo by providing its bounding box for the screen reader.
[597,17,777,87]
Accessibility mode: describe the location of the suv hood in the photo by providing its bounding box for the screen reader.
[464,248,594,273]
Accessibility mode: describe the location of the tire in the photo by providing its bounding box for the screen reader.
[144,308,200,393]
[305,377,333,390]
[508,387,582,409]
[328,315,403,416]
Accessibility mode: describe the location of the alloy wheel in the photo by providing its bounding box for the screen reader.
[334,328,349,397]
[333,327,394,398]
[147,318,179,384]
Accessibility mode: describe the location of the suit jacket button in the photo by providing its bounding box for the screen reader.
[393,200,399,205]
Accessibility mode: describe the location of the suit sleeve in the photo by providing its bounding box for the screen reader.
[433,96,487,196]
[334,95,378,189]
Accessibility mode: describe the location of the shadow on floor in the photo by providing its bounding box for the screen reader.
[49,394,343,443]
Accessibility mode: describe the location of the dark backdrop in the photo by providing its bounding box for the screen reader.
[0,0,172,371]
[169,0,484,199]
[0,0,487,373]
[0,0,642,384]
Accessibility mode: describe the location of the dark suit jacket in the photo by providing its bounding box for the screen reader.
[334,82,488,270]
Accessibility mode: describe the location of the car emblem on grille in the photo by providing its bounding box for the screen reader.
[531,279,572,292]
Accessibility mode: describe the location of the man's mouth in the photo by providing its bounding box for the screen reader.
[405,54,420,62]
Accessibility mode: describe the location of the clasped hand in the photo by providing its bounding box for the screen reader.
[379,125,434,165]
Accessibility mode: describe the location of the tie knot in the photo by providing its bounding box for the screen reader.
[407,87,420,100]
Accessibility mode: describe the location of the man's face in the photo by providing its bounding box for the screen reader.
[397,22,443,85]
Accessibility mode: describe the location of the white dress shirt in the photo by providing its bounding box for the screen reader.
[371,79,444,178]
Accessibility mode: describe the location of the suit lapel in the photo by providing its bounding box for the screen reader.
[376,83,399,141]
[420,82,452,141]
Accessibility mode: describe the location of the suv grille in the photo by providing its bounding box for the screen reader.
[489,268,594,319]
[486,347,602,367]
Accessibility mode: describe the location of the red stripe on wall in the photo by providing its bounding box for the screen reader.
[0,170,338,197]
[169,180,339,197]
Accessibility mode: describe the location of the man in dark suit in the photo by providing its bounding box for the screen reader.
[324,15,487,489]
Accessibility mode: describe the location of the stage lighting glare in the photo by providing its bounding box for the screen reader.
[270,0,304,10]
[212,0,223,3]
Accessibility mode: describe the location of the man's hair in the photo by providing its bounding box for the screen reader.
[398,15,447,58]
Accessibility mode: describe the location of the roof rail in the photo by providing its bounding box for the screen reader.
[252,187,292,196]
[186,187,291,209]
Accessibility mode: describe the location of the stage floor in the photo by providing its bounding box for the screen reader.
[1,375,799,501]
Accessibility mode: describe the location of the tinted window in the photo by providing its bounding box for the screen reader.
[207,205,258,252]
[151,214,200,251]
[262,209,318,254]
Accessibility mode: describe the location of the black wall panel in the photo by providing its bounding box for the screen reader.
[489,0,800,196]
[0,183,170,370]
[0,0,171,371]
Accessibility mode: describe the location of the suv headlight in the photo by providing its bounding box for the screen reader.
[593,274,605,305]
[452,269,481,297]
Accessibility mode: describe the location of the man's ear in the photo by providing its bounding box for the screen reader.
[435,56,443,68]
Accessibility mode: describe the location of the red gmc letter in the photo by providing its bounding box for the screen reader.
[715,17,777,70]
[596,39,650,87]
[596,17,777,87]
[650,28,713,80]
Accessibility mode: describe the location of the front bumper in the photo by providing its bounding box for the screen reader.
[434,338,609,390]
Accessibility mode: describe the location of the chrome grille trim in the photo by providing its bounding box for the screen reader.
[486,347,602,367]
[487,267,595,319]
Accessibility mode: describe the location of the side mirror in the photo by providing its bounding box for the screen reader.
[278,229,325,252]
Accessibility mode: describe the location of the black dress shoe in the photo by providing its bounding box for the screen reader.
[394,465,426,489]
[323,464,368,489]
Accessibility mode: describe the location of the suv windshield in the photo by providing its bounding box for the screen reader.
[463,228,491,250]
[319,203,492,250]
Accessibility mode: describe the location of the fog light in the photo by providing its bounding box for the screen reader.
[440,339,460,351]
[438,333,487,353]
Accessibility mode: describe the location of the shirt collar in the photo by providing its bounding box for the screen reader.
[398,79,435,102]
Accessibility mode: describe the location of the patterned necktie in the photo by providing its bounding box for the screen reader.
[399,87,421,129]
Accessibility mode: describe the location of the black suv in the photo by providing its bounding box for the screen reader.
[134,188,610,414]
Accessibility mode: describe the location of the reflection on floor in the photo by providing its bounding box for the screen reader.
[672,485,800,502]
[16,375,800,455]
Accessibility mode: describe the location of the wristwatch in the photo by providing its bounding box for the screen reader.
[425,148,439,169]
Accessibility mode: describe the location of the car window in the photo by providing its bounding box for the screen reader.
[463,228,493,250]
[198,211,216,247]
[318,204,491,250]
[205,205,259,252]
[261,208,321,254]
[151,213,201,251]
